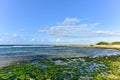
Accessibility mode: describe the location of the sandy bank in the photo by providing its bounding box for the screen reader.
[54,44,120,49]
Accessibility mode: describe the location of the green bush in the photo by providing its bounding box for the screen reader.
[111,42,120,45]
[96,42,109,45]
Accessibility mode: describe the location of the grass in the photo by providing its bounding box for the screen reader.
[0,55,120,80]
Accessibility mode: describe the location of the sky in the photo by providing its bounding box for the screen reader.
[0,0,120,44]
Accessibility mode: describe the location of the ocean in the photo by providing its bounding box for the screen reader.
[0,45,120,68]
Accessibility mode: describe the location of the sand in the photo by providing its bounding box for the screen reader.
[54,44,120,49]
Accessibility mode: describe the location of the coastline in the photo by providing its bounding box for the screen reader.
[54,44,120,49]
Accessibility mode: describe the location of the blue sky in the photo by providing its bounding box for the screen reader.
[0,0,120,44]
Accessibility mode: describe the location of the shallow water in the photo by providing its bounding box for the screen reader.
[0,45,120,68]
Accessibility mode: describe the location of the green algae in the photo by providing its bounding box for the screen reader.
[0,56,120,80]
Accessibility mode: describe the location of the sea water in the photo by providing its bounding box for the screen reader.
[0,45,120,68]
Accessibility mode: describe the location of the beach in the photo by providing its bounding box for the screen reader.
[55,44,120,49]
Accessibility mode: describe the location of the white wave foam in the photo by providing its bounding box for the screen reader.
[12,45,54,48]
[93,49,120,57]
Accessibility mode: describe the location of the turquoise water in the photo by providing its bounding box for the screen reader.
[0,45,120,68]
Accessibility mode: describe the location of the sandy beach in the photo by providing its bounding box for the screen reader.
[54,44,120,49]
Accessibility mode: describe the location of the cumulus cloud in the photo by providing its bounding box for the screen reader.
[39,24,88,35]
[38,17,100,38]
[61,17,80,25]
[38,17,120,38]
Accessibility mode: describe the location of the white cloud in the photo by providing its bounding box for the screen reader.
[30,38,41,43]
[13,34,18,38]
[38,25,89,37]
[61,17,80,25]
[12,34,21,41]
[31,38,36,42]
[93,31,120,36]
[56,38,60,42]
[38,17,100,38]
[54,38,69,43]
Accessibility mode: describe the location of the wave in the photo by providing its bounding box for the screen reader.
[0,45,54,48]
[92,49,120,57]
[13,45,54,48]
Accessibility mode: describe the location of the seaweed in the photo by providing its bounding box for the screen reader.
[0,55,120,80]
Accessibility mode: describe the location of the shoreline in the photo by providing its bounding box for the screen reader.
[54,44,120,49]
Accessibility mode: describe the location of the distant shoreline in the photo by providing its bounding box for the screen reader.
[54,44,120,50]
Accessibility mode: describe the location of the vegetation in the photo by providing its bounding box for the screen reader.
[111,42,120,45]
[0,55,120,80]
[96,41,109,45]
[96,41,120,45]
